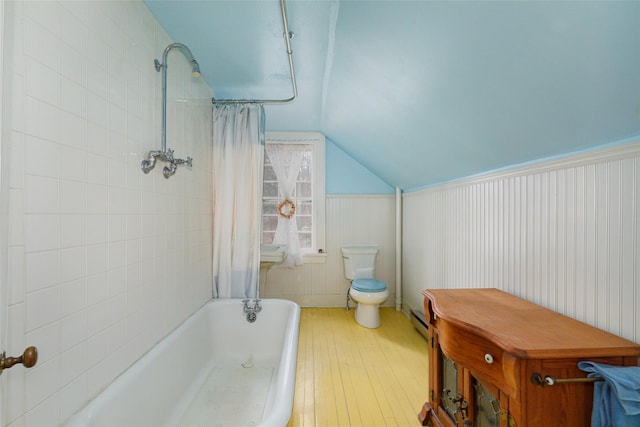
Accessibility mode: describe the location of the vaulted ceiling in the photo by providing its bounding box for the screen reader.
[145,0,640,190]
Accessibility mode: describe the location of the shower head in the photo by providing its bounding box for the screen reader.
[191,61,201,78]
[156,43,201,78]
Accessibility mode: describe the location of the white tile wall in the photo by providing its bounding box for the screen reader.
[2,1,213,425]
[403,142,640,343]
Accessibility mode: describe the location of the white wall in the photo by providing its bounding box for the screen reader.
[262,195,397,307]
[403,141,640,343]
[1,1,213,425]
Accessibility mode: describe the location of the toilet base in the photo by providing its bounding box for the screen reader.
[355,304,381,328]
[349,287,389,328]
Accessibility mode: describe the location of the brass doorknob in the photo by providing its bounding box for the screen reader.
[0,346,38,373]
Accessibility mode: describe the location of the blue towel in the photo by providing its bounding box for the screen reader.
[578,361,640,427]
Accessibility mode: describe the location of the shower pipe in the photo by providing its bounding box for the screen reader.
[141,43,197,178]
[211,0,297,105]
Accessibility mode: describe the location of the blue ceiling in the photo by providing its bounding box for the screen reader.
[145,0,640,191]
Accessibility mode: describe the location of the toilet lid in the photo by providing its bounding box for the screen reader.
[352,278,387,292]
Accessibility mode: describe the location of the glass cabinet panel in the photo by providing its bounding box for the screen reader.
[441,353,459,422]
[473,379,501,427]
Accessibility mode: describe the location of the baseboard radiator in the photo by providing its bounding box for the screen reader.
[410,309,429,341]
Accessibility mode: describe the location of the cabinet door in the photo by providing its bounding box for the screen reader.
[433,334,471,427]
[469,377,513,427]
[441,353,468,425]
[421,329,464,427]
[422,320,515,427]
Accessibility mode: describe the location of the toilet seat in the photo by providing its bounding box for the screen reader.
[352,278,387,293]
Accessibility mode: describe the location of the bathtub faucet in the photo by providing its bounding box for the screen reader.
[242,299,262,323]
[141,148,192,178]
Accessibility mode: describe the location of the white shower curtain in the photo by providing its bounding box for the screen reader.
[265,144,306,267]
[212,104,265,298]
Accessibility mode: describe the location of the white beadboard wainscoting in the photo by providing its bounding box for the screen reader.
[261,195,397,307]
[403,141,640,343]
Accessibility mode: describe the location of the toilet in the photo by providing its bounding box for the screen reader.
[341,245,389,328]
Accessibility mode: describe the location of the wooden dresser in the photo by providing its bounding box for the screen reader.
[418,288,640,427]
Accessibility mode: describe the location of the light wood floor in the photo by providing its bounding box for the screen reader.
[287,307,429,427]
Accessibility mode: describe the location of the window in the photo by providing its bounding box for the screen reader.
[262,132,325,261]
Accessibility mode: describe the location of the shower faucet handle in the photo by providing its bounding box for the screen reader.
[173,156,193,167]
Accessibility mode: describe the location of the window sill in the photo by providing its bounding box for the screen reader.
[303,253,327,264]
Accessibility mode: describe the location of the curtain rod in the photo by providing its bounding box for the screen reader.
[211,0,297,105]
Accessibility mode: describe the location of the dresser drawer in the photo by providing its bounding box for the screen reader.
[436,320,518,396]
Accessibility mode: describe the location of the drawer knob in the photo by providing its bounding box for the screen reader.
[484,353,494,364]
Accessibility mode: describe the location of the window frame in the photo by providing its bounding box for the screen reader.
[264,131,326,263]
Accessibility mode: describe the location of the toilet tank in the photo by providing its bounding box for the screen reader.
[341,246,378,280]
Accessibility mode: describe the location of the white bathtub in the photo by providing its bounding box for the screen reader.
[64,298,300,427]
